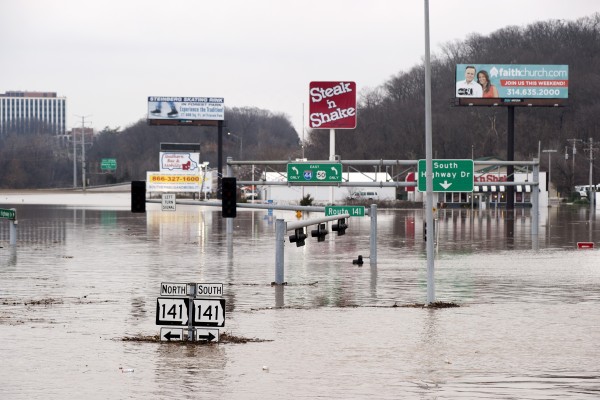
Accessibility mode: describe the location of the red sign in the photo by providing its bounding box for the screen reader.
[309,81,356,129]
[577,242,594,249]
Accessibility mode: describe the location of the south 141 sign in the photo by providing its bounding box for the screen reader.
[418,159,474,192]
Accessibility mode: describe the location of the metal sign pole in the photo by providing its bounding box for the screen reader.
[424,0,435,304]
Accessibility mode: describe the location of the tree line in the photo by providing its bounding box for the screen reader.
[1,14,599,194]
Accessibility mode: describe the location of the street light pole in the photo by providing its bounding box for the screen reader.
[227,132,243,159]
[542,149,557,201]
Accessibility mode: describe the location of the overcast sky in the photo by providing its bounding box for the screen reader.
[1,0,598,137]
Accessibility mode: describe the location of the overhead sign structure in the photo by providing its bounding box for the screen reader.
[418,159,474,192]
[100,158,117,171]
[325,205,365,217]
[455,64,568,106]
[147,172,201,192]
[148,97,224,121]
[287,162,342,183]
[309,81,356,129]
[0,208,16,220]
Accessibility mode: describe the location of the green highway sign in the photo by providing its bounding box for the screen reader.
[0,208,16,220]
[418,159,474,192]
[101,158,117,170]
[325,205,365,217]
[287,162,342,183]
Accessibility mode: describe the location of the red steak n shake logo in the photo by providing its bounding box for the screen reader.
[309,81,356,129]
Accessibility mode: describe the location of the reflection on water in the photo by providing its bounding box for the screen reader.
[0,198,599,398]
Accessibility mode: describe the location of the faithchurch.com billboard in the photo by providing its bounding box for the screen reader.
[455,64,568,107]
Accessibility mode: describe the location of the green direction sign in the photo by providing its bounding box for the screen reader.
[101,158,117,170]
[325,205,365,217]
[0,208,16,220]
[287,162,342,183]
[418,159,474,192]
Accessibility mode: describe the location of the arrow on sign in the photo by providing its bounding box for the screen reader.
[292,166,299,175]
[163,330,181,341]
[440,180,452,190]
[197,331,216,342]
[330,166,339,175]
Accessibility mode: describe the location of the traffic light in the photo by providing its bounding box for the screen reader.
[289,228,307,247]
[332,218,347,236]
[221,177,237,218]
[131,180,146,213]
[311,223,328,242]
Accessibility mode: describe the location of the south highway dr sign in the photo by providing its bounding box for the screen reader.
[417,159,474,192]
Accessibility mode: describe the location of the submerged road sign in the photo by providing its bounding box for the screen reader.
[287,163,342,183]
[192,298,226,327]
[418,159,474,192]
[156,297,226,327]
[160,327,184,341]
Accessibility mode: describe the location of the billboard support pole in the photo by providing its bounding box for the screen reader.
[217,120,223,199]
[507,107,515,211]
[330,128,336,204]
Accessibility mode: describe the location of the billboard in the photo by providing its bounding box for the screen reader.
[159,152,200,174]
[309,81,356,129]
[148,97,224,121]
[455,64,568,106]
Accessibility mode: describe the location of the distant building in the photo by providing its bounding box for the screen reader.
[0,91,66,136]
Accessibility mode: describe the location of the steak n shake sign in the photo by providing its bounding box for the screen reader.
[309,81,356,129]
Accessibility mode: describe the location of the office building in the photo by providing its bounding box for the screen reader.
[0,91,66,136]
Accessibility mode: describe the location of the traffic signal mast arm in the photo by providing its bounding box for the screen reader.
[286,213,350,232]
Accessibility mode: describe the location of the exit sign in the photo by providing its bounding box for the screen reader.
[418,159,474,192]
[101,158,117,170]
[0,208,16,220]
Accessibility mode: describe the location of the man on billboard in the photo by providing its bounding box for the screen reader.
[456,65,483,98]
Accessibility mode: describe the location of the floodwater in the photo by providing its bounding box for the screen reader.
[1,192,599,399]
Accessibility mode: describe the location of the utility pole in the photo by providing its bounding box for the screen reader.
[567,138,583,186]
[542,149,557,200]
[583,137,597,205]
[75,115,92,191]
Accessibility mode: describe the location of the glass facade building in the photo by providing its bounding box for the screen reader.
[0,91,66,136]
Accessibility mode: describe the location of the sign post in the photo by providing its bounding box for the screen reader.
[156,282,225,342]
[0,208,17,246]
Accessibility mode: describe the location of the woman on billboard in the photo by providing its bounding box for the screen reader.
[477,70,499,98]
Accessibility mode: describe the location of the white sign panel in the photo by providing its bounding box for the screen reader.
[161,193,176,211]
[192,298,226,327]
[160,282,188,296]
[160,327,184,341]
[160,152,200,174]
[195,328,220,342]
[156,297,188,325]
[148,97,225,121]
[196,283,223,297]
[147,172,201,193]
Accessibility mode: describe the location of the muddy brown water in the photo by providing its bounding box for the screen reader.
[0,194,599,399]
